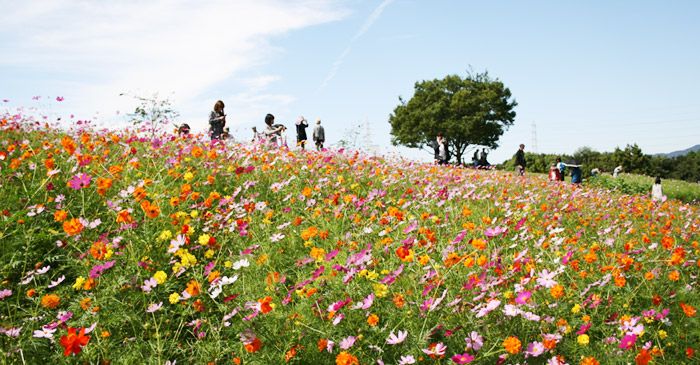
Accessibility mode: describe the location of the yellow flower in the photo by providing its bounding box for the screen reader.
[571,304,581,314]
[658,330,667,339]
[224,260,232,269]
[190,210,198,218]
[183,172,194,181]
[153,271,167,284]
[169,292,180,304]
[204,249,215,259]
[198,234,210,245]
[373,283,388,298]
[577,334,589,345]
[73,276,85,290]
[158,230,172,241]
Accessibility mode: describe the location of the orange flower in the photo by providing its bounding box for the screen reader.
[140,200,160,219]
[79,297,92,311]
[550,284,564,299]
[318,338,329,352]
[367,313,379,326]
[335,351,359,365]
[301,226,319,241]
[244,337,262,353]
[393,294,405,308]
[471,238,487,250]
[186,280,201,297]
[60,327,90,356]
[63,218,84,236]
[89,241,108,260]
[54,210,68,222]
[116,210,133,224]
[41,294,61,309]
[680,302,696,317]
[96,177,112,196]
[579,356,600,365]
[503,336,522,354]
[635,349,652,365]
[258,296,274,314]
[60,136,77,155]
[668,271,680,281]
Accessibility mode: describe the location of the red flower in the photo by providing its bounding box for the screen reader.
[60,327,90,356]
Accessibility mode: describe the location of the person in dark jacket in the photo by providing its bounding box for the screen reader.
[514,144,526,175]
[209,100,226,140]
[432,134,449,165]
[295,116,308,150]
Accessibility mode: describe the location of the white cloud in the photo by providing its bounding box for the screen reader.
[0,0,347,128]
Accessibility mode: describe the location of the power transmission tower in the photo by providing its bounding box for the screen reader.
[531,121,538,153]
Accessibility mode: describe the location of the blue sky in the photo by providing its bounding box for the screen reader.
[2,0,699,163]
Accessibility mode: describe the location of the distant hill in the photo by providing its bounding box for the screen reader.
[661,144,700,158]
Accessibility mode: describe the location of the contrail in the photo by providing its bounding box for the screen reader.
[318,0,395,91]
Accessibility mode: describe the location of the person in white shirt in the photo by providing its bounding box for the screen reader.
[613,165,623,178]
[651,176,664,201]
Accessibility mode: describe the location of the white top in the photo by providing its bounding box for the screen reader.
[651,184,664,201]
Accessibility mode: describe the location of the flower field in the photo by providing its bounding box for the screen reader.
[0,114,698,364]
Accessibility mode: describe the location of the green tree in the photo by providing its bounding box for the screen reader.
[122,92,180,138]
[389,71,517,164]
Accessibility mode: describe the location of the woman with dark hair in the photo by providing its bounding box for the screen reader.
[295,116,308,150]
[209,100,226,140]
[263,113,285,147]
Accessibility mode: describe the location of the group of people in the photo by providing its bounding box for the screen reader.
[178,100,327,151]
[513,144,583,183]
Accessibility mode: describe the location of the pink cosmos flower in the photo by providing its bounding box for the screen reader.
[619,334,637,350]
[465,331,483,351]
[68,173,92,190]
[484,226,507,237]
[339,335,356,350]
[451,353,475,364]
[398,355,416,365]
[422,342,447,357]
[515,290,532,305]
[0,289,12,300]
[386,330,408,345]
[146,302,163,313]
[525,341,545,357]
[56,96,64,102]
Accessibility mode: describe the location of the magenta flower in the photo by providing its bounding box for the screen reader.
[515,290,532,305]
[68,173,92,190]
[619,334,637,350]
[56,96,64,102]
[451,353,475,364]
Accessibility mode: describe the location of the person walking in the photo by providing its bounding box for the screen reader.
[295,116,309,150]
[514,144,526,176]
[209,100,226,140]
[313,119,325,151]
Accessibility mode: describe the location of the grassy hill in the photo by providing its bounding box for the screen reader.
[1,116,698,364]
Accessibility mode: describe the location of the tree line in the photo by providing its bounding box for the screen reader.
[500,144,700,182]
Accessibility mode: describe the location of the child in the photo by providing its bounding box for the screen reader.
[651,176,664,201]
[556,157,566,181]
[549,164,561,181]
